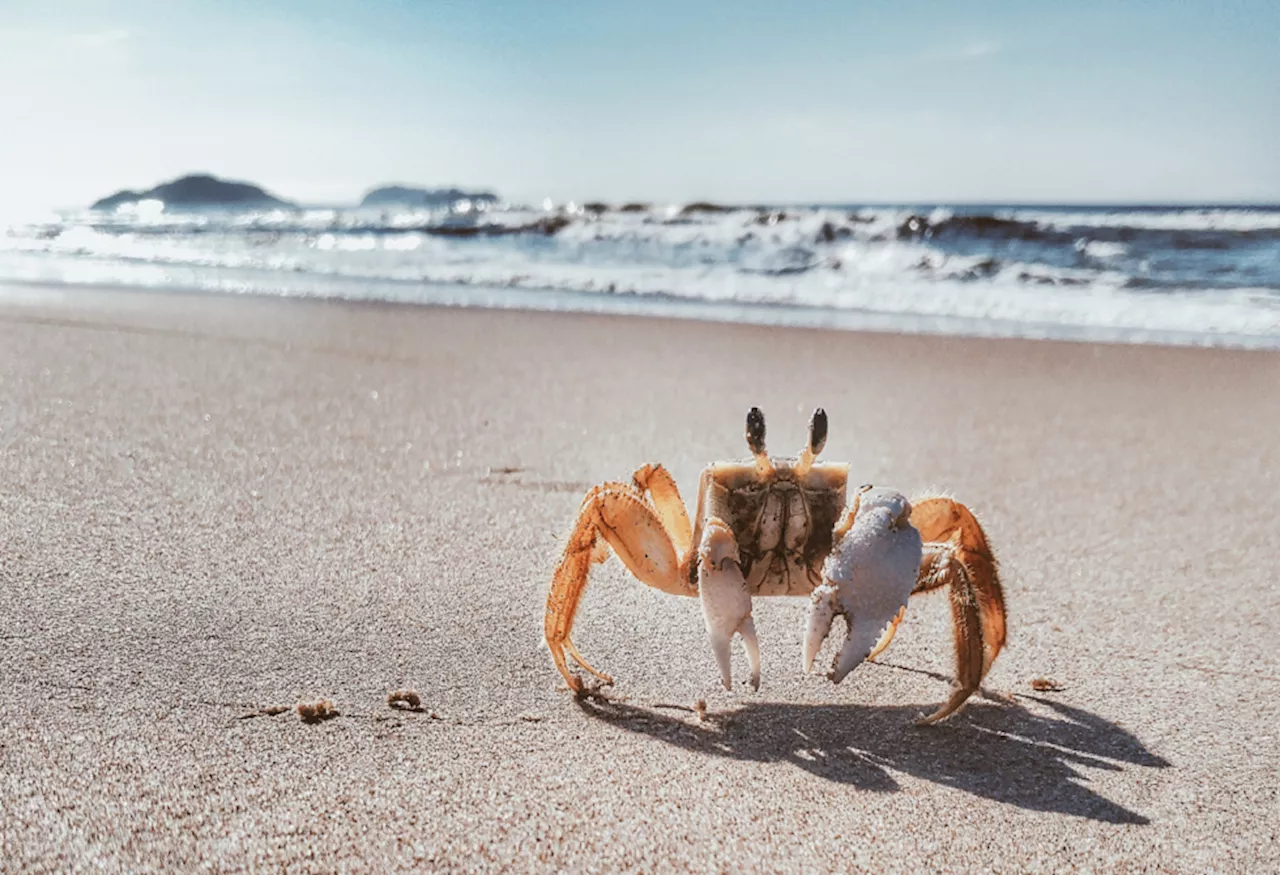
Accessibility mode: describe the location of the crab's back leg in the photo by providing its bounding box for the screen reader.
[908,496,1006,724]
[562,639,611,682]
[545,481,692,691]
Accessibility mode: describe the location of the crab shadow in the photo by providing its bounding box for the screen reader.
[576,693,1169,825]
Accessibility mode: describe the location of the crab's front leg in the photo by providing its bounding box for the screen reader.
[697,519,761,691]
[803,487,922,683]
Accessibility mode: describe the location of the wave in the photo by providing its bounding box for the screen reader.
[1005,208,1280,234]
[892,208,1280,247]
[17,202,1280,246]
[3,246,1275,345]
[894,212,1061,243]
[2,201,1278,346]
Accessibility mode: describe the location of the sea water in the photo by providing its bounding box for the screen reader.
[2,201,1278,348]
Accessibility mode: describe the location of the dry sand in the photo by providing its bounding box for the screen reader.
[1,283,1278,872]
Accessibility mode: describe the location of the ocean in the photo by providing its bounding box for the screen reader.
[3,201,1278,348]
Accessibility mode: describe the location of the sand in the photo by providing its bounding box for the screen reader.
[1,283,1278,872]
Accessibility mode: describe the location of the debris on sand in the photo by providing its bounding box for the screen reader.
[1031,677,1065,692]
[573,678,616,701]
[387,689,423,710]
[653,699,710,722]
[297,699,339,722]
[238,704,293,720]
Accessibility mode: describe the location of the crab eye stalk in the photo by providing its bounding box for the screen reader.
[793,406,827,476]
[745,407,767,456]
[808,407,828,456]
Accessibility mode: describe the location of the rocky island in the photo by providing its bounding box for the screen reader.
[360,185,499,209]
[91,174,296,211]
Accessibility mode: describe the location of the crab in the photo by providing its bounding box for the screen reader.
[544,407,1006,724]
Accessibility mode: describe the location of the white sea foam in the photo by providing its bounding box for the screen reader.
[1076,239,1128,259]
[2,202,1278,347]
[1005,208,1280,233]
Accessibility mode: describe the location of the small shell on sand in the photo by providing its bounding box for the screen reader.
[297,698,339,721]
[387,689,423,709]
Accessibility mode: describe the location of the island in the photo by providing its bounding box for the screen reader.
[360,185,499,209]
[91,174,296,211]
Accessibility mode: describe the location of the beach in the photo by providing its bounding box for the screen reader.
[1,282,1278,871]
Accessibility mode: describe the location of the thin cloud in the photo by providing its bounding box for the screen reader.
[0,27,39,44]
[68,28,130,49]
[960,41,1000,59]
[919,40,1002,63]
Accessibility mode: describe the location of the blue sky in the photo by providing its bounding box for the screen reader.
[2,0,1278,209]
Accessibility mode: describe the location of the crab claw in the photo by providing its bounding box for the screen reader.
[803,584,838,673]
[804,584,892,683]
[831,616,894,683]
[738,616,761,691]
[699,521,760,691]
[817,488,922,684]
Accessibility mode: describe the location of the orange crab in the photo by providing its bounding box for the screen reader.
[544,407,1006,723]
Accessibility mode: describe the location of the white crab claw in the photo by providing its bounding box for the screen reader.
[803,584,838,673]
[831,617,888,683]
[740,615,761,691]
[708,627,735,691]
[819,488,923,684]
[699,522,755,691]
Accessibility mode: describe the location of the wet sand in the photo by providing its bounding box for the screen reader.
[1,283,1278,871]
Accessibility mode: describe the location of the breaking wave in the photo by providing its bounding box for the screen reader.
[2,201,1278,347]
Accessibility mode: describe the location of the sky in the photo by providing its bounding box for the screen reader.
[2,0,1278,210]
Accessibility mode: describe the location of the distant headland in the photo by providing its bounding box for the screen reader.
[91,174,296,211]
[89,174,502,211]
[360,185,499,208]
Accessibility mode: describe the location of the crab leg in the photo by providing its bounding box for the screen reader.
[544,480,694,692]
[563,638,613,682]
[631,463,693,556]
[907,497,1006,724]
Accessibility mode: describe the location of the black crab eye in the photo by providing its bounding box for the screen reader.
[809,407,828,455]
[746,407,767,455]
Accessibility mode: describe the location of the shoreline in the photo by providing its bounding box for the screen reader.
[3,276,1279,352]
